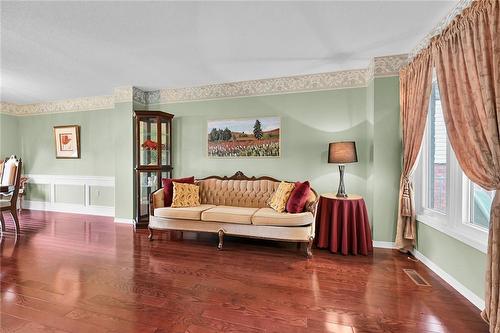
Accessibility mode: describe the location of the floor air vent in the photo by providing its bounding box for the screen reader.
[403,269,431,287]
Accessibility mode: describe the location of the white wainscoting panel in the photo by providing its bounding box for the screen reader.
[23,174,115,217]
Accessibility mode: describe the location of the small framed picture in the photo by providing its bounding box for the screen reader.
[53,125,80,159]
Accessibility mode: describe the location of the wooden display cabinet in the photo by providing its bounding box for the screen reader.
[134,110,174,228]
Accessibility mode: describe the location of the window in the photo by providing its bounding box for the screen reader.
[471,184,495,229]
[415,80,493,253]
[427,84,447,213]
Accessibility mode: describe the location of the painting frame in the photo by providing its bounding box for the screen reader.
[206,116,281,159]
[53,125,81,159]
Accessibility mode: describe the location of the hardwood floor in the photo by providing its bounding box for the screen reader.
[0,210,488,333]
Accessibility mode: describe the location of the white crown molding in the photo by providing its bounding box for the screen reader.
[409,0,473,60]
[1,54,407,115]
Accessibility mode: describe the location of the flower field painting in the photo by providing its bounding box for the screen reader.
[207,117,280,158]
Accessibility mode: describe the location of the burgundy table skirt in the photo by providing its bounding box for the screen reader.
[315,195,373,255]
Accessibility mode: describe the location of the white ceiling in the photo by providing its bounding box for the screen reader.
[1,1,457,104]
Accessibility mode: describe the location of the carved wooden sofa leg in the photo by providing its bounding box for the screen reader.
[306,236,314,258]
[217,229,224,250]
[148,227,154,241]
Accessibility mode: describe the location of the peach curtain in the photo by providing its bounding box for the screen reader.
[432,1,499,331]
[395,51,433,251]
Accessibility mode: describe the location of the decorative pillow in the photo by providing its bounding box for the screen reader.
[268,181,295,213]
[171,182,200,208]
[161,176,195,206]
[286,181,311,213]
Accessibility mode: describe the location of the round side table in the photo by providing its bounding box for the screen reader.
[315,193,373,255]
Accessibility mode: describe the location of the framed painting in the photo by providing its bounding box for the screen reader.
[207,117,280,158]
[53,125,81,159]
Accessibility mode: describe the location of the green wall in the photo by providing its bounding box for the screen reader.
[8,104,134,219]
[3,82,402,233]
[149,82,403,241]
[151,88,372,201]
[372,77,402,242]
[416,222,486,298]
[0,113,20,158]
[113,102,135,220]
[17,109,115,176]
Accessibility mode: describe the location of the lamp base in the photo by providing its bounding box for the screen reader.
[336,164,348,198]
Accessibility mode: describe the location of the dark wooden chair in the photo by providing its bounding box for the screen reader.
[0,156,22,233]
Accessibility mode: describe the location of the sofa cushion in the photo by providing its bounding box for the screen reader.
[286,181,311,213]
[161,176,195,207]
[251,208,314,226]
[171,183,200,208]
[268,181,295,213]
[201,206,259,225]
[154,204,215,220]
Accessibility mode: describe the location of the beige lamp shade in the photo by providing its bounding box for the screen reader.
[328,141,358,164]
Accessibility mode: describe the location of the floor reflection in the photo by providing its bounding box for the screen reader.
[0,210,489,333]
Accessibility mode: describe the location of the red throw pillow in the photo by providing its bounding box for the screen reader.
[161,176,195,207]
[286,181,311,213]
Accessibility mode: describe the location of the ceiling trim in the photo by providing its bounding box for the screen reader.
[1,96,114,116]
[1,54,407,116]
[158,68,368,104]
[154,54,407,104]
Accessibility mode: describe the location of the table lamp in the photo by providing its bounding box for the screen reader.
[328,141,358,198]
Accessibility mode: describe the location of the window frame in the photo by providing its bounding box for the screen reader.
[414,81,488,254]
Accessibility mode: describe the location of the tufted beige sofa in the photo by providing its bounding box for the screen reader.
[149,172,319,257]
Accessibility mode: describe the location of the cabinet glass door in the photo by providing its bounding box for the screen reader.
[138,171,160,220]
[160,119,171,167]
[138,117,159,167]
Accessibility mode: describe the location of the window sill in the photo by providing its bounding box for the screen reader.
[417,214,488,254]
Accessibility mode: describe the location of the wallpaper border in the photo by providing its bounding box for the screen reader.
[2,54,407,115]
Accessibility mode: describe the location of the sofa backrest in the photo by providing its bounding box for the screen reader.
[199,178,280,208]
[197,171,318,212]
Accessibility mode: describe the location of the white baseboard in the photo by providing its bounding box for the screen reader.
[412,249,485,310]
[23,200,114,217]
[114,218,134,224]
[372,241,396,249]
[372,241,484,310]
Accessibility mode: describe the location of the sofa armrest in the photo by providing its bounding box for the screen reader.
[304,190,319,239]
[150,188,165,216]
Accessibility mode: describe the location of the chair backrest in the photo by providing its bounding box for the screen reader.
[2,156,20,186]
[1,156,22,205]
[0,160,4,184]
